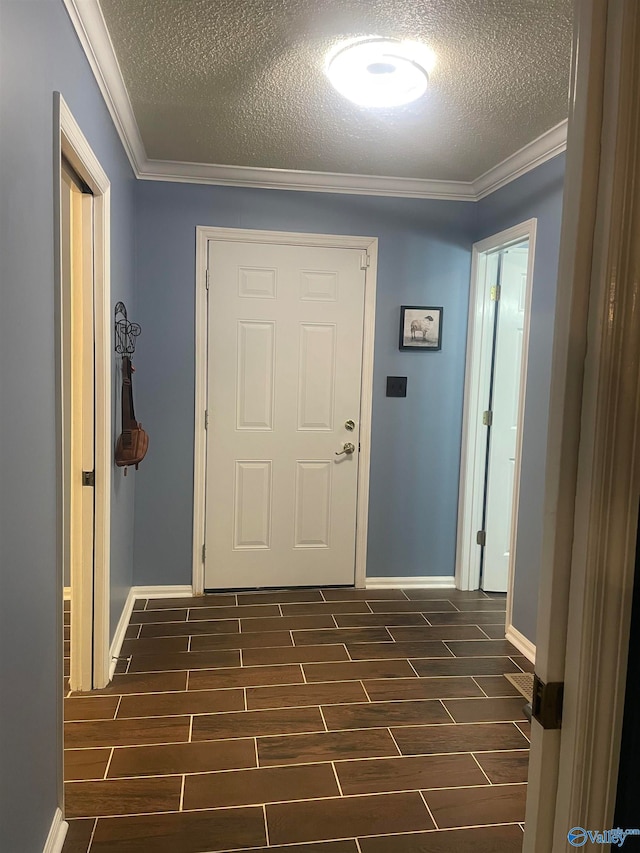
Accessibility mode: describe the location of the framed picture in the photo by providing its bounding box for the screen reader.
[399,305,443,351]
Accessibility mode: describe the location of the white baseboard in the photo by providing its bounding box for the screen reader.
[43,808,68,853]
[63,586,71,600]
[506,623,537,664]
[366,576,456,589]
[109,587,136,680]
[131,585,194,599]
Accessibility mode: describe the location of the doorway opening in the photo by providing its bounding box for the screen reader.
[456,220,536,647]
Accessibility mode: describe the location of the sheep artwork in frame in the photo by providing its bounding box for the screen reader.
[399,305,443,351]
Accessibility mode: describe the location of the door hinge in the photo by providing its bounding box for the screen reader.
[82,470,95,487]
[201,544,206,563]
[532,675,564,729]
[204,409,209,430]
[205,269,210,291]
[482,410,493,426]
[490,284,501,301]
[476,530,486,546]
[360,252,370,270]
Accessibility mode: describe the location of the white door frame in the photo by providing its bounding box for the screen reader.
[55,93,111,690]
[192,226,378,594]
[455,220,536,634]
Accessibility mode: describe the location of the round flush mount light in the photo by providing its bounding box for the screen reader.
[325,37,435,108]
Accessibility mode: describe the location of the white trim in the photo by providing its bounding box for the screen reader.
[63,586,71,601]
[132,585,194,599]
[193,227,377,593]
[506,624,536,663]
[473,121,568,200]
[43,809,68,853]
[456,219,537,605]
[61,0,146,172]
[108,587,135,680]
[56,94,112,691]
[365,576,456,589]
[62,0,566,201]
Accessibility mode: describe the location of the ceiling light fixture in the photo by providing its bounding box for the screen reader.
[325,37,435,108]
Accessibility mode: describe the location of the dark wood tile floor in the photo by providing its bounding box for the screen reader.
[63,588,529,852]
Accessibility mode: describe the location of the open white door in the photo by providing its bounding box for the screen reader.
[525,1,640,848]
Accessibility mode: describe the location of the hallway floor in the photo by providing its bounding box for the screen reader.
[63,588,531,852]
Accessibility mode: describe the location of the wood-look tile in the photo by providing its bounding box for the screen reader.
[132,599,146,611]
[243,644,349,666]
[188,663,304,690]
[410,657,522,677]
[240,614,337,632]
[358,825,525,853]
[247,680,369,711]
[64,611,71,626]
[64,598,71,611]
[90,806,266,853]
[124,625,141,640]
[64,696,119,722]
[281,602,372,615]
[322,699,451,730]
[120,636,190,656]
[64,658,71,677]
[293,627,392,645]
[190,630,293,651]
[368,601,457,613]
[236,589,324,605]
[445,639,518,657]
[321,589,408,601]
[188,604,281,620]
[391,722,530,755]
[512,655,535,673]
[64,748,111,781]
[107,738,256,778]
[334,613,428,628]
[258,728,399,766]
[183,762,339,810]
[62,819,96,853]
[475,750,530,783]
[402,590,491,601]
[388,626,488,641]
[477,624,507,639]
[65,640,71,657]
[116,687,244,718]
[267,792,434,845]
[454,598,507,611]
[145,594,236,610]
[89,671,188,695]
[126,649,240,673]
[363,677,485,702]
[64,624,71,640]
[64,776,182,818]
[516,720,531,740]
[139,619,239,638]
[336,753,487,795]
[303,660,416,682]
[426,611,511,625]
[442,697,528,723]
[192,705,325,741]
[246,844,357,853]
[474,675,522,697]
[128,609,188,624]
[346,641,452,660]
[424,783,527,829]
[64,716,190,749]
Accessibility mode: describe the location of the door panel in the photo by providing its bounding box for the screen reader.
[205,240,366,590]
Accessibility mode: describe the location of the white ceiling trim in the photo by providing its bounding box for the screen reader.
[64,0,567,202]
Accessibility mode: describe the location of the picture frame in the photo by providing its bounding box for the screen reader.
[399,305,443,351]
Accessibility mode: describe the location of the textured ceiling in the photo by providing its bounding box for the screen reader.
[99,0,573,181]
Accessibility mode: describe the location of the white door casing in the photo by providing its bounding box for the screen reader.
[194,228,377,592]
[483,246,529,592]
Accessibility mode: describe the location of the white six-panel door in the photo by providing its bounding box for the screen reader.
[204,239,367,590]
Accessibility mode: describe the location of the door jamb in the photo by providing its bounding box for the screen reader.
[455,218,537,638]
[192,226,378,593]
[55,93,111,690]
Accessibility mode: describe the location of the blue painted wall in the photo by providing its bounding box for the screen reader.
[133,183,476,586]
[474,153,566,644]
[0,1,136,849]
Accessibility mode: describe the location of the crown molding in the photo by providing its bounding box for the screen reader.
[64,0,567,201]
[62,0,146,172]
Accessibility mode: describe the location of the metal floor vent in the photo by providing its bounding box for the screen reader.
[505,671,534,703]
